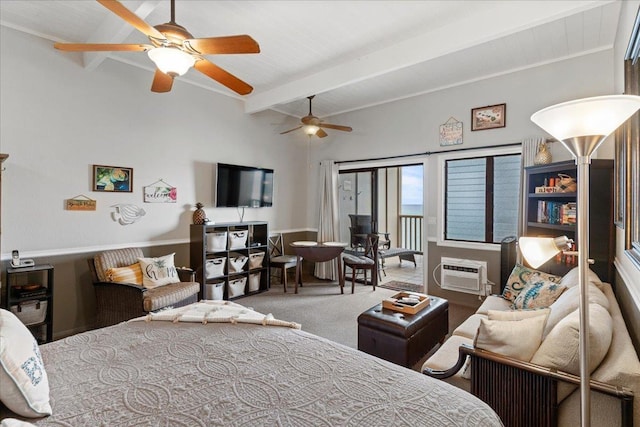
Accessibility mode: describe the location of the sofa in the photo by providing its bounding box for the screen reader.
[422,265,640,427]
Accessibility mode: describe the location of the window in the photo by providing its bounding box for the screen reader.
[442,151,521,244]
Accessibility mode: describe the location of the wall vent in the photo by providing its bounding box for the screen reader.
[440,257,488,295]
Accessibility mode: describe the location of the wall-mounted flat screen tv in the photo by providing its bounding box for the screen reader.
[215,163,274,208]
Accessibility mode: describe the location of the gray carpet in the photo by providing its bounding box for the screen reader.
[241,278,477,371]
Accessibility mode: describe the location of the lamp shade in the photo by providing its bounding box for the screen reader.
[519,236,572,269]
[147,47,195,76]
[531,95,640,142]
[304,125,320,135]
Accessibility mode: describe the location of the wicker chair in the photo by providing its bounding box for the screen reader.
[88,248,200,328]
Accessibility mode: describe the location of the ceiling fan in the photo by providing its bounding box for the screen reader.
[280,95,353,138]
[54,0,259,94]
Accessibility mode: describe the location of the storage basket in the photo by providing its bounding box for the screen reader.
[229,254,248,273]
[228,277,246,297]
[11,300,47,325]
[206,232,228,252]
[249,251,265,269]
[205,257,226,279]
[204,281,225,300]
[556,174,577,193]
[248,272,261,292]
[228,230,249,250]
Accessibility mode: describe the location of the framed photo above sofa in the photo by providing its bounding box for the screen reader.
[471,103,506,131]
[93,165,133,192]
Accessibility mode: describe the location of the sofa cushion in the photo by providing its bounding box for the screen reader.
[137,253,181,289]
[421,335,472,392]
[474,311,548,362]
[502,263,561,302]
[488,308,550,321]
[452,314,487,339]
[531,304,612,376]
[511,277,567,310]
[543,283,609,339]
[559,266,602,288]
[0,309,51,418]
[476,295,512,315]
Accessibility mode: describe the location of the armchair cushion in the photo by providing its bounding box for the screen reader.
[105,263,143,285]
[94,247,144,282]
[143,281,201,312]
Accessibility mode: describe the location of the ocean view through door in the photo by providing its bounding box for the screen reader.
[338,164,424,288]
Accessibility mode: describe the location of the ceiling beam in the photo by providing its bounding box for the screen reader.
[244,0,616,114]
[84,0,162,71]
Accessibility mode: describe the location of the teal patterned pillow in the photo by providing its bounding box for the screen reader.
[512,276,567,310]
[502,263,561,301]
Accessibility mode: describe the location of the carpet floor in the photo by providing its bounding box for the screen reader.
[240,277,477,371]
[378,280,424,293]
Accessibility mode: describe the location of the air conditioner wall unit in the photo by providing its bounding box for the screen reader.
[440,257,488,296]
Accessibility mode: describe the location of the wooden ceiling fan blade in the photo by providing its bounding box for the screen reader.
[280,126,303,135]
[97,0,166,40]
[185,35,260,55]
[151,69,174,93]
[316,128,328,138]
[194,59,253,95]
[319,123,353,132]
[54,43,152,52]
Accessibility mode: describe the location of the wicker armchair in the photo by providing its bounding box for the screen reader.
[88,248,200,328]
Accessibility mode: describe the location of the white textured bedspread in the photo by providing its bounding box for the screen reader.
[3,304,502,426]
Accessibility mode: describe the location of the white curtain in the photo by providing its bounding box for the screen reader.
[315,160,340,280]
[519,137,546,236]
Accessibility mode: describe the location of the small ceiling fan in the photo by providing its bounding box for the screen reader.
[54,0,259,94]
[280,95,353,138]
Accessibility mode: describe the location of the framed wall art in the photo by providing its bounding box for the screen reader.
[471,103,506,131]
[93,165,133,192]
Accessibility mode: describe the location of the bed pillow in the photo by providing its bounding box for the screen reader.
[531,304,612,375]
[105,263,143,285]
[511,277,567,310]
[0,309,52,417]
[137,253,181,289]
[502,263,561,302]
[474,311,548,362]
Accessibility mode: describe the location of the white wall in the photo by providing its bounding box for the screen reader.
[0,26,309,257]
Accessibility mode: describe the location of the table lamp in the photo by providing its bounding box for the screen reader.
[528,94,640,427]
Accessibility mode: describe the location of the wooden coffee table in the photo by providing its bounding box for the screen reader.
[357,296,449,368]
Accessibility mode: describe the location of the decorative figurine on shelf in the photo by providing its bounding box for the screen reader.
[534,141,553,165]
[193,202,206,225]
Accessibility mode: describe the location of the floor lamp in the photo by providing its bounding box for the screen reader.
[525,95,640,427]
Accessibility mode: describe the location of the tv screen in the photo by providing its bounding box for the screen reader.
[215,163,274,208]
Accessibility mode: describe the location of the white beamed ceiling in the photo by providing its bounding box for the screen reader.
[0,0,623,119]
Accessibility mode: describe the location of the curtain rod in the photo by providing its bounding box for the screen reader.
[334,141,524,165]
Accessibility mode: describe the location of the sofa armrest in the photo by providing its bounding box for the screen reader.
[458,345,634,427]
[176,267,196,282]
[93,281,146,292]
[422,344,469,379]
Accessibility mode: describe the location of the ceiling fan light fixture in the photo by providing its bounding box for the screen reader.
[304,124,320,135]
[148,47,195,76]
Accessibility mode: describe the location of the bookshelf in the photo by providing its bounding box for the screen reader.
[523,160,613,282]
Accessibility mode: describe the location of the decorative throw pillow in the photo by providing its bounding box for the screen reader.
[501,263,561,301]
[105,263,143,285]
[474,313,548,362]
[531,304,612,375]
[0,309,52,417]
[137,253,180,289]
[511,277,567,310]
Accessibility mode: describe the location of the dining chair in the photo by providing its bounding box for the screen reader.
[268,234,302,292]
[342,234,379,294]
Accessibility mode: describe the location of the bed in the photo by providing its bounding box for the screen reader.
[1,301,502,426]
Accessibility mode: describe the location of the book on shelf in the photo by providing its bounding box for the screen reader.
[537,201,576,225]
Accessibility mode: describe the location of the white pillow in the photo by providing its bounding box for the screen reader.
[559,266,602,288]
[474,312,548,362]
[531,304,612,375]
[543,283,609,338]
[0,309,52,417]
[488,308,550,321]
[137,253,181,288]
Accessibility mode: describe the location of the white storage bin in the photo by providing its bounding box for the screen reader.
[228,230,248,250]
[249,251,265,269]
[205,257,226,279]
[228,277,246,297]
[248,272,261,292]
[204,281,225,300]
[206,232,228,252]
[228,254,248,273]
[11,300,47,325]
